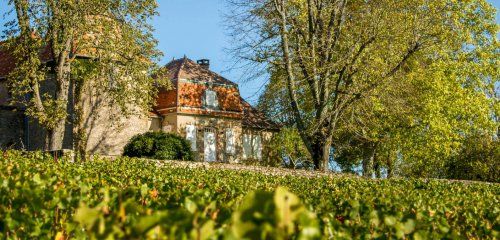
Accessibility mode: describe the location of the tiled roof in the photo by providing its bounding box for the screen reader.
[157,57,280,131]
[176,82,243,112]
[163,57,237,86]
[1,49,281,131]
[241,98,281,131]
[156,57,243,112]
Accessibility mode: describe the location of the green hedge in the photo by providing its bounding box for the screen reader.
[123,132,194,161]
[0,151,498,239]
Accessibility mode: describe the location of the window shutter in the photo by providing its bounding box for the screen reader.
[253,135,262,160]
[242,134,252,159]
[185,125,197,151]
[226,128,235,154]
[212,91,219,108]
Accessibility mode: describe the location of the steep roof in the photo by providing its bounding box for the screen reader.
[158,57,281,131]
[241,98,281,131]
[162,57,237,86]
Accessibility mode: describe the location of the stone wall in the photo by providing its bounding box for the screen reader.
[175,114,243,163]
[241,127,276,162]
[81,82,155,156]
[0,76,155,156]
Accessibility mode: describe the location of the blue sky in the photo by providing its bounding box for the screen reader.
[1,0,499,104]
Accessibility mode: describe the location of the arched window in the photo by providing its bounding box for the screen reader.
[203,89,219,109]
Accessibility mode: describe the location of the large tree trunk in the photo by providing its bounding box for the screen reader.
[309,135,332,171]
[49,116,67,151]
[73,111,87,161]
[310,141,323,170]
[321,136,333,171]
[49,64,71,151]
[362,145,376,178]
[386,152,394,178]
[48,106,67,150]
[72,77,88,161]
[374,151,381,178]
[44,130,52,151]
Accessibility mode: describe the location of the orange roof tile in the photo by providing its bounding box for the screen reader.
[155,57,280,130]
[162,57,237,86]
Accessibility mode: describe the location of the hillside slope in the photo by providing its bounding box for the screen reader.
[1,151,498,239]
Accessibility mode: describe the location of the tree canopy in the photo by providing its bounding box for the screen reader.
[3,0,165,157]
[229,0,499,176]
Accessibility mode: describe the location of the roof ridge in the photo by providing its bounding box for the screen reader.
[175,57,188,80]
[163,56,237,86]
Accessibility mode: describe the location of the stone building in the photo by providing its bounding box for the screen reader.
[153,57,280,162]
[0,43,279,162]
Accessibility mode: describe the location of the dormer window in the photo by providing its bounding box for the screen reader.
[203,89,219,109]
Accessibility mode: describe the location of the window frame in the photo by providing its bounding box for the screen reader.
[203,89,219,109]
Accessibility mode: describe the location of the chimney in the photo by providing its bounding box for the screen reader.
[197,59,210,69]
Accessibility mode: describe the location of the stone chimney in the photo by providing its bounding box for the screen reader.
[197,59,210,69]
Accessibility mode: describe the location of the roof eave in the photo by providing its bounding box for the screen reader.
[242,124,281,132]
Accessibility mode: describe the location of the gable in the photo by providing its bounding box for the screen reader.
[177,81,242,112]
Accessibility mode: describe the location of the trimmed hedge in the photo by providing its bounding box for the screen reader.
[123,132,194,160]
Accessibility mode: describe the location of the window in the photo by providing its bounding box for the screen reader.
[242,134,252,159]
[185,125,197,151]
[253,135,262,160]
[242,134,262,160]
[225,128,236,154]
[204,128,217,162]
[203,89,219,109]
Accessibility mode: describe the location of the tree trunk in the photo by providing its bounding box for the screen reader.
[73,119,87,161]
[374,151,381,178]
[310,141,322,170]
[309,135,332,171]
[321,137,333,171]
[49,64,71,151]
[72,77,87,161]
[45,130,52,151]
[386,152,394,178]
[49,119,66,151]
[362,146,375,178]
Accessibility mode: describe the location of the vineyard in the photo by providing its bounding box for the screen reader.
[0,151,498,239]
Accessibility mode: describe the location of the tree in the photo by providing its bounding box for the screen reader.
[335,29,498,179]
[445,133,499,183]
[227,0,498,170]
[4,0,164,156]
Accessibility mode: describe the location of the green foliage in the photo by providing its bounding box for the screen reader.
[445,134,500,183]
[0,150,498,239]
[232,187,319,239]
[123,132,194,161]
[266,127,313,169]
[230,0,499,172]
[4,0,166,150]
